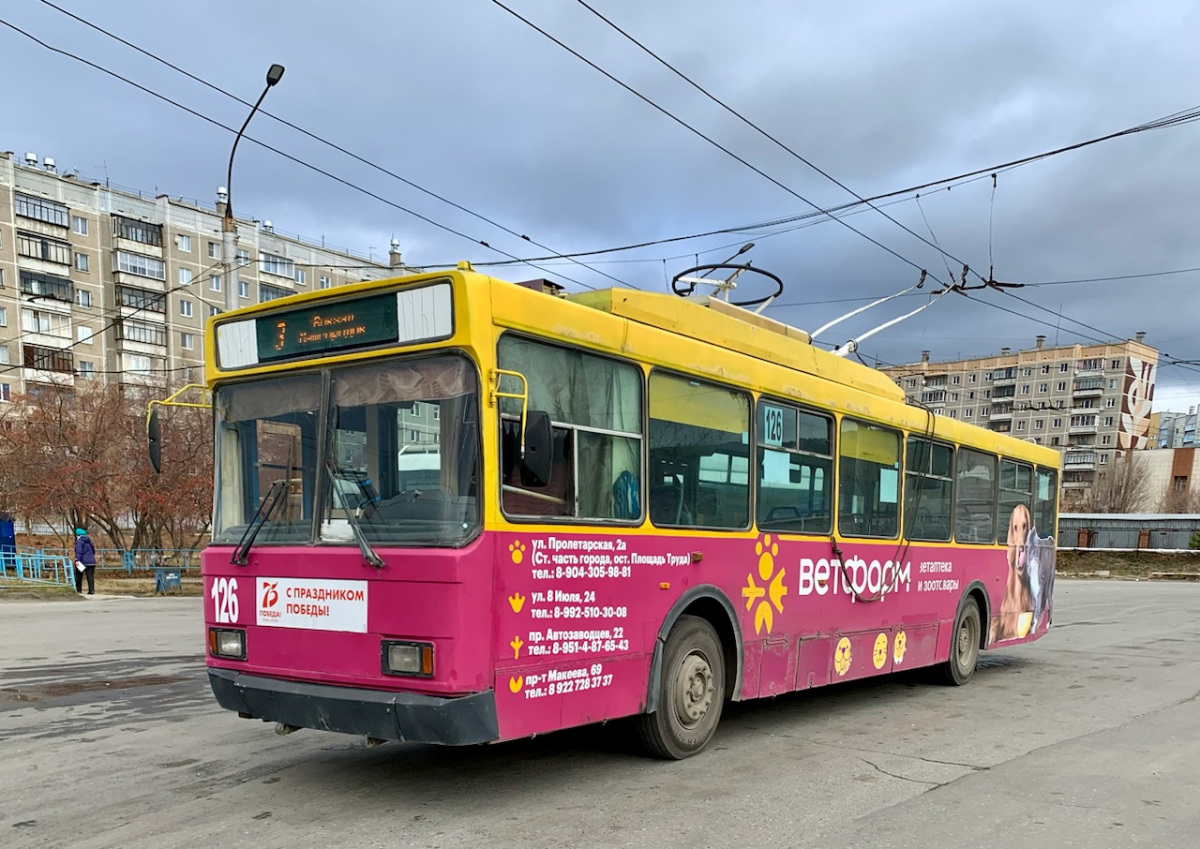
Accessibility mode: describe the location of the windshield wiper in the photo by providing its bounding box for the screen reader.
[231,478,289,565]
[327,461,385,569]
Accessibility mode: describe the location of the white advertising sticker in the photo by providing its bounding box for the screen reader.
[256,578,368,633]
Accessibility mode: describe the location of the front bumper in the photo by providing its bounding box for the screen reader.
[208,668,498,745]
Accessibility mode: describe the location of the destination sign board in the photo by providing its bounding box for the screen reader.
[255,293,399,361]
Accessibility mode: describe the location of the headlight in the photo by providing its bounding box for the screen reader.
[209,628,246,660]
[382,641,434,677]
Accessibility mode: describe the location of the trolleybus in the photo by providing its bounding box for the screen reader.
[174,265,1058,758]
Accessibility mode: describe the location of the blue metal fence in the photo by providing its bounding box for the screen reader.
[0,547,202,585]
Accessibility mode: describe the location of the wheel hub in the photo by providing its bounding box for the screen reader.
[673,653,714,727]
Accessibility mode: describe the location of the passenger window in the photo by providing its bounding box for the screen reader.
[955,449,997,543]
[838,419,900,538]
[998,459,1033,548]
[497,336,643,521]
[1034,467,1057,536]
[904,439,953,541]
[649,372,750,529]
[757,402,833,534]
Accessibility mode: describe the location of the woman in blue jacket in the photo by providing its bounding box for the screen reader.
[74,527,97,595]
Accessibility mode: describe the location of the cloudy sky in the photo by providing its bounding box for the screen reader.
[4,0,1198,405]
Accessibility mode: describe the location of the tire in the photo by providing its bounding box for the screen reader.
[636,615,726,759]
[937,597,981,686]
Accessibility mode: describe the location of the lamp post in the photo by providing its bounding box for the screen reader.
[222,63,285,313]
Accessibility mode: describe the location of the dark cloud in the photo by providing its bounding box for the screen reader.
[3,0,1197,399]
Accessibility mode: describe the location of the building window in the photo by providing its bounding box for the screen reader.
[260,252,295,277]
[1034,419,1043,429]
[294,268,307,285]
[19,270,73,302]
[78,361,95,379]
[1017,420,1026,431]
[75,253,90,273]
[1052,418,1062,428]
[178,268,193,286]
[1022,368,1033,377]
[77,326,93,345]
[117,251,166,280]
[1104,416,1114,427]
[1108,378,1117,389]
[180,332,195,350]
[1041,364,1050,374]
[967,391,975,400]
[122,353,156,374]
[15,192,69,227]
[23,344,74,373]
[1056,382,1067,392]
[969,374,977,383]
[114,215,163,246]
[906,378,917,388]
[117,286,166,312]
[179,300,193,318]
[964,408,973,418]
[319,275,332,289]
[951,375,960,385]
[1111,359,1121,369]
[236,249,251,267]
[208,305,220,317]
[211,275,222,292]
[259,283,289,302]
[1105,398,1116,408]
[21,309,71,338]
[1020,385,1030,394]
[1059,363,1069,372]
[0,383,9,402]
[72,215,89,235]
[1099,453,1108,465]
[208,241,220,258]
[178,234,192,252]
[1101,435,1112,445]
[1051,436,1060,446]
[18,231,72,264]
[1038,383,1048,393]
[239,280,249,299]
[115,319,167,346]
[75,290,92,308]
[0,307,5,327]
[0,346,8,365]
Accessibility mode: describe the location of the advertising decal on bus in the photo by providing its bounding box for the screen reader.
[255,577,369,632]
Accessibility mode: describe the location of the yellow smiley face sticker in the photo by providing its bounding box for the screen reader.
[894,630,907,665]
[872,633,888,670]
[834,637,852,677]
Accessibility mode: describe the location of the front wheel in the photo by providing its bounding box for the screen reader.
[937,597,981,686]
[636,615,725,759]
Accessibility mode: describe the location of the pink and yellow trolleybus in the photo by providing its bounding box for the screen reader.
[190,267,1059,758]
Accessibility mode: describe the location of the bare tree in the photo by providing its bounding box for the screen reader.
[1068,451,1151,513]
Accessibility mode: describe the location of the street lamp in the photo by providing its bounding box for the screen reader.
[222,63,285,313]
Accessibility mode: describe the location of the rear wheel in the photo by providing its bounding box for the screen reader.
[636,615,725,759]
[937,597,981,686]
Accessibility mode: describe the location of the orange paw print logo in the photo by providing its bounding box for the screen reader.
[893,630,907,665]
[872,633,888,670]
[508,541,526,564]
[509,676,523,693]
[742,534,787,635]
[834,637,852,677]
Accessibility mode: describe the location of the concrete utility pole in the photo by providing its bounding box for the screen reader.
[222,64,285,313]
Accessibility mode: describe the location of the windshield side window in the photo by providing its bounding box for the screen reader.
[322,356,480,545]
[497,335,643,522]
[213,374,322,544]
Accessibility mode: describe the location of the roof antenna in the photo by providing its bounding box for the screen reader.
[811,270,926,342]
[833,283,950,358]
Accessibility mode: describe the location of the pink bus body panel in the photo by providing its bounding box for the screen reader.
[204,529,1049,742]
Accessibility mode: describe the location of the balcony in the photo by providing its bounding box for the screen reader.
[1064,453,1097,471]
[1072,386,1103,398]
[1061,479,1093,489]
[989,408,1013,421]
[1069,423,1099,435]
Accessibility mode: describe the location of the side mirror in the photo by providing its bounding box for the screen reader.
[520,410,553,487]
[147,407,162,474]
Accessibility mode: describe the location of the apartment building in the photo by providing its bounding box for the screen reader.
[0,150,404,401]
[880,335,1159,497]
[1156,408,1197,449]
